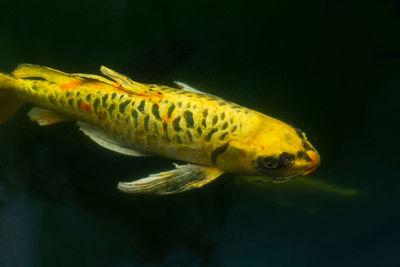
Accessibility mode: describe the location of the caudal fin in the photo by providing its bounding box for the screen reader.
[0,72,24,124]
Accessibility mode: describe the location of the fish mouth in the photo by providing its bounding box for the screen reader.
[301,166,318,176]
[301,150,320,176]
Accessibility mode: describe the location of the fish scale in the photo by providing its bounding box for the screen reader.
[11,69,260,164]
[42,83,241,166]
[0,64,320,194]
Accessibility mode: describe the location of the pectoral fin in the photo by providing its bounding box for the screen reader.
[117,164,224,194]
[28,107,71,126]
[77,121,150,157]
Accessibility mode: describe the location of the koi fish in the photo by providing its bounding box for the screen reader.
[0,64,320,194]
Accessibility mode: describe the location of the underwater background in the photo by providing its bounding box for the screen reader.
[0,0,399,266]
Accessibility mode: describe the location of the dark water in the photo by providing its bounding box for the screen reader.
[0,1,399,266]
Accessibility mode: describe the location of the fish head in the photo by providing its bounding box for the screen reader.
[251,120,320,182]
[220,115,320,182]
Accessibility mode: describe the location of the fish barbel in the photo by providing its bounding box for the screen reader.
[0,64,320,194]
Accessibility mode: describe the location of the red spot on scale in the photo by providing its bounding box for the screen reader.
[60,81,84,90]
[78,101,93,114]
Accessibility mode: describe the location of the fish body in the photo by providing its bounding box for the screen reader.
[0,64,320,194]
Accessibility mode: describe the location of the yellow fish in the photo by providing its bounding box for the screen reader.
[0,64,320,194]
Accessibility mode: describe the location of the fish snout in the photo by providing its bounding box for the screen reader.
[302,150,320,176]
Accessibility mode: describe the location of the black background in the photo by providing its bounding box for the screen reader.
[0,0,399,266]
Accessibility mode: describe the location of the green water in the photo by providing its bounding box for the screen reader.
[1,0,399,266]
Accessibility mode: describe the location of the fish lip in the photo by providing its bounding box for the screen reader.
[301,165,318,176]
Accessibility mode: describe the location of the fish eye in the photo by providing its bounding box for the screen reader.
[256,156,280,171]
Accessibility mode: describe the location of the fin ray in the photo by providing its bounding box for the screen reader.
[77,121,149,157]
[28,107,71,126]
[173,81,220,99]
[117,163,224,194]
[69,73,116,86]
[100,66,158,96]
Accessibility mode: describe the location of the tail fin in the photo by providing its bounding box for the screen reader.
[0,72,24,124]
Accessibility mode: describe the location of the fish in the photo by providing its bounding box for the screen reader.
[0,64,320,194]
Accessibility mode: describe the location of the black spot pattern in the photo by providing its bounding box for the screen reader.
[279,152,295,166]
[162,121,168,134]
[153,122,159,134]
[167,104,175,118]
[102,94,108,106]
[183,111,194,128]
[212,115,218,126]
[108,103,115,115]
[211,142,230,165]
[219,132,228,140]
[295,128,304,140]
[138,100,146,113]
[131,109,139,127]
[196,127,202,137]
[172,117,182,131]
[143,114,150,132]
[201,119,206,128]
[297,151,311,162]
[86,94,92,101]
[93,98,100,112]
[119,100,130,113]
[185,131,193,143]
[152,104,161,120]
[302,140,314,151]
[205,128,218,141]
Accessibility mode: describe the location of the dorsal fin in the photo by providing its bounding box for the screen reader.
[69,73,116,86]
[173,81,204,94]
[100,66,159,96]
[173,81,221,99]
[12,64,83,85]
